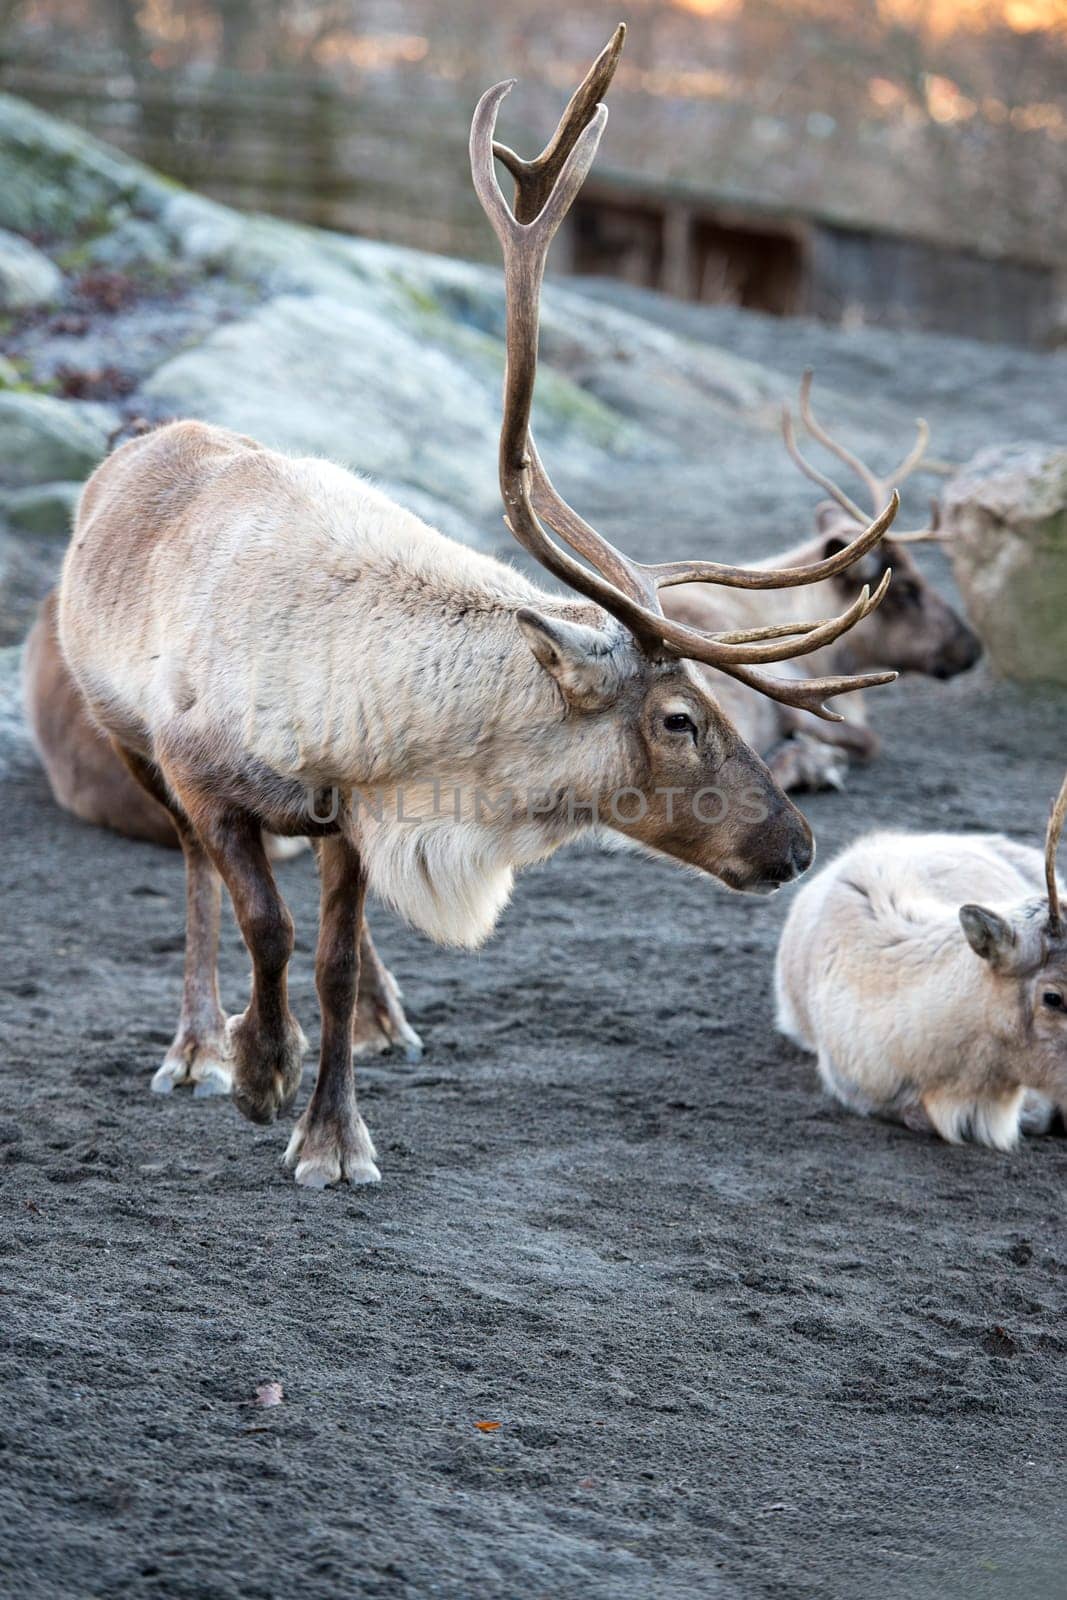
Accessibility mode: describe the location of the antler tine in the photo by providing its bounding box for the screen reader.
[1045,770,1067,934]
[528,414,897,664]
[529,433,898,606]
[798,369,885,511]
[471,77,662,638]
[493,22,626,224]
[728,663,898,722]
[780,404,872,527]
[884,416,930,490]
[888,497,952,544]
[470,82,607,256]
[471,39,901,721]
[791,376,949,548]
[647,492,899,591]
[682,570,893,668]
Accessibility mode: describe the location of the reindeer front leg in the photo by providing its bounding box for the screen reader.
[768,733,849,793]
[285,834,380,1188]
[769,697,880,790]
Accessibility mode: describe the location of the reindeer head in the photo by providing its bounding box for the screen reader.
[471,27,904,893]
[959,774,1067,1086]
[784,374,981,681]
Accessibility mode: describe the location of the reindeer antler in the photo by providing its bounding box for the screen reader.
[469,32,900,723]
[784,370,948,544]
[1046,771,1067,935]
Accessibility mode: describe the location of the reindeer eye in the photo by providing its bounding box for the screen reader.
[664,713,697,737]
[1042,990,1065,1011]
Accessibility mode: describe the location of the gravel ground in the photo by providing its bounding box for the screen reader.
[1,664,1066,1600]
[1,289,1066,1599]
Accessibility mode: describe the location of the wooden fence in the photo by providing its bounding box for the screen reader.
[0,51,492,258]
[1,50,1057,344]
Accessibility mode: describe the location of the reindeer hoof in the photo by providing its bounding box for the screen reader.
[228,1012,308,1124]
[352,1012,425,1063]
[151,1037,233,1098]
[352,968,424,1062]
[284,1108,380,1188]
[771,734,850,794]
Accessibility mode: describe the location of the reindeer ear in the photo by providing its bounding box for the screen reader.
[960,904,1016,966]
[815,502,848,538]
[517,609,619,711]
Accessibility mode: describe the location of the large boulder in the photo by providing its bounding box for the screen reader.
[0,227,61,310]
[0,393,116,489]
[0,643,34,778]
[142,290,502,517]
[945,444,1067,684]
[141,282,638,527]
[0,91,170,239]
[1,480,81,537]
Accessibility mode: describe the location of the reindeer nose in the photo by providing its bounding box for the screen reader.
[790,832,815,878]
[935,626,982,678]
[956,628,982,672]
[764,835,814,885]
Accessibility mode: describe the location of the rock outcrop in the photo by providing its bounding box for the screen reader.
[0,392,116,490]
[946,445,1067,684]
[1,89,1067,682]
[0,227,62,311]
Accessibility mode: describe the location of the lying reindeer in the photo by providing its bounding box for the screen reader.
[663,375,980,791]
[56,27,901,1187]
[776,773,1067,1149]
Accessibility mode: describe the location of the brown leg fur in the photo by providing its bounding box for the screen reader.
[161,774,308,1124]
[285,835,380,1187]
[115,745,232,1095]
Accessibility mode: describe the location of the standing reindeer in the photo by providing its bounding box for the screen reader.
[24,594,423,1066]
[776,774,1067,1149]
[23,380,977,837]
[663,374,980,791]
[56,27,901,1187]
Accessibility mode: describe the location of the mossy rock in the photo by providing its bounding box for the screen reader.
[0,227,62,310]
[0,92,172,241]
[946,444,1067,684]
[0,641,33,779]
[0,392,116,489]
[2,480,81,537]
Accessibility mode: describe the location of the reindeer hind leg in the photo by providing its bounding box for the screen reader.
[286,834,380,1187]
[113,743,232,1098]
[352,924,423,1063]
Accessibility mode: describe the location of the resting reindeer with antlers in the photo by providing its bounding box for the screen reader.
[56,27,899,1188]
[777,773,1067,1149]
[663,374,980,791]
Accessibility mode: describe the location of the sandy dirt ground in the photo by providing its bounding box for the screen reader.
[2,284,1067,1598]
[1,657,1066,1600]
